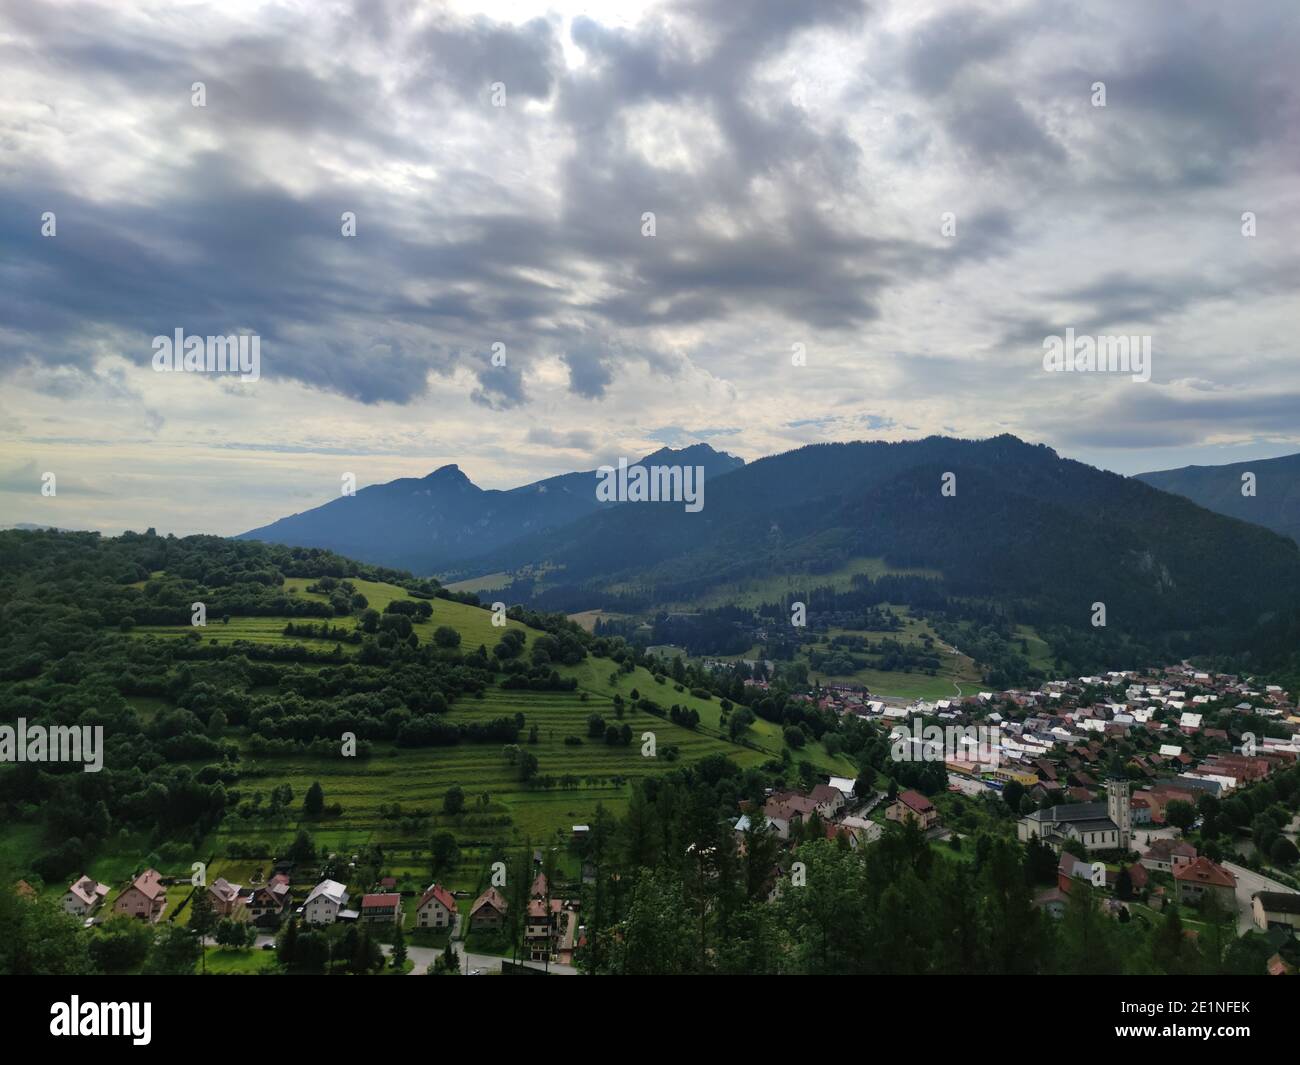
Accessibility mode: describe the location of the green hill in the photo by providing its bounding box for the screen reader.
[0,529,847,906]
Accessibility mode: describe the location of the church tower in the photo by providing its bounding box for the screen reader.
[1106,778,1131,851]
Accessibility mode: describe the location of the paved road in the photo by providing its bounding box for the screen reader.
[1222,860,1299,935]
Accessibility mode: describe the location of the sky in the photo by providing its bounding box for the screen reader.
[1,0,1297,536]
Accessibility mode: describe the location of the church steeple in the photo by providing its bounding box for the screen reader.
[1106,778,1132,851]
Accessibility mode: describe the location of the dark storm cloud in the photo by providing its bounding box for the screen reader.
[0,0,1295,431]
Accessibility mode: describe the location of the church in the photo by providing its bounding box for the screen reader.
[1016,780,1133,852]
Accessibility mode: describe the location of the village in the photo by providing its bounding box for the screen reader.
[18,662,1300,976]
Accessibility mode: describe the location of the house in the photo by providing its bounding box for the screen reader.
[208,877,246,917]
[809,783,846,819]
[885,790,939,830]
[1107,863,1149,895]
[469,887,507,931]
[62,875,109,918]
[113,868,167,923]
[530,872,549,899]
[1252,891,1300,934]
[525,896,565,961]
[1057,853,1094,893]
[839,815,883,844]
[416,883,457,929]
[248,874,292,926]
[302,879,350,925]
[1173,857,1236,910]
[827,776,857,799]
[359,892,403,924]
[1140,838,1197,874]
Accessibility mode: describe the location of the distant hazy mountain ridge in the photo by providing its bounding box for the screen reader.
[1135,452,1300,544]
[236,443,745,574]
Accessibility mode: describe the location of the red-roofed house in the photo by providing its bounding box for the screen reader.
[469,887,507,931]
[249,874,292,926]
[208,876,246,917]
[359,892,403,924]
[885,790,939,830]
[1174,857,1236,909]
[114,868,167,923]
[416,883,457,929]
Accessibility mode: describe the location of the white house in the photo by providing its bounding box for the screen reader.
[62,875,109,918]
[302,879,350,924]
[828,776,857,799]
[415,883,457,929]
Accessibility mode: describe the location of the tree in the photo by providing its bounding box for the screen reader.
[443,784,465,815]
[391,918,408,970]
[214,917,252,948]
[188,886,216,974]
[143,924,201,975]
[88,916,153,972]
[433,625,461,648]
[518,751,539,782]
[287,828,316,863]
[1269,835,1299,868]
[431,831,460,873]
[1166,800,1196,835]
[304,780,325,819]
[277,917,299,967]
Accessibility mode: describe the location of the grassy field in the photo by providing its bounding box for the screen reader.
[799,607,983,701]
[665,556,942,610]
[1014,624,1056,672]
[130,577,529,653]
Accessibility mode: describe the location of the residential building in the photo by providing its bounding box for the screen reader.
[62,875,109,918]
[1252,891,1300,934]
[248,874,292,926]
[469,887,507,931]
[359,892,403,924]
[302,879,350,925]
[416,883,457,929]
[885,790,939,830]
[209,876,246,917]
[113,868,167,923]
[1173,857,1236,909]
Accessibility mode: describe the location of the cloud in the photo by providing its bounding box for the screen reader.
[0,0,1296,535]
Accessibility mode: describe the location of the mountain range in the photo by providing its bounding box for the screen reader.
[1135,452,1300,544]
[236,443,744,574]
[237,434,1300,644]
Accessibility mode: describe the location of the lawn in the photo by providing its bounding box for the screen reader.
[202,947,280,975]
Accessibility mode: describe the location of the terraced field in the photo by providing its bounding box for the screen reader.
[107,572,856,895]
[129,577,528,651]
